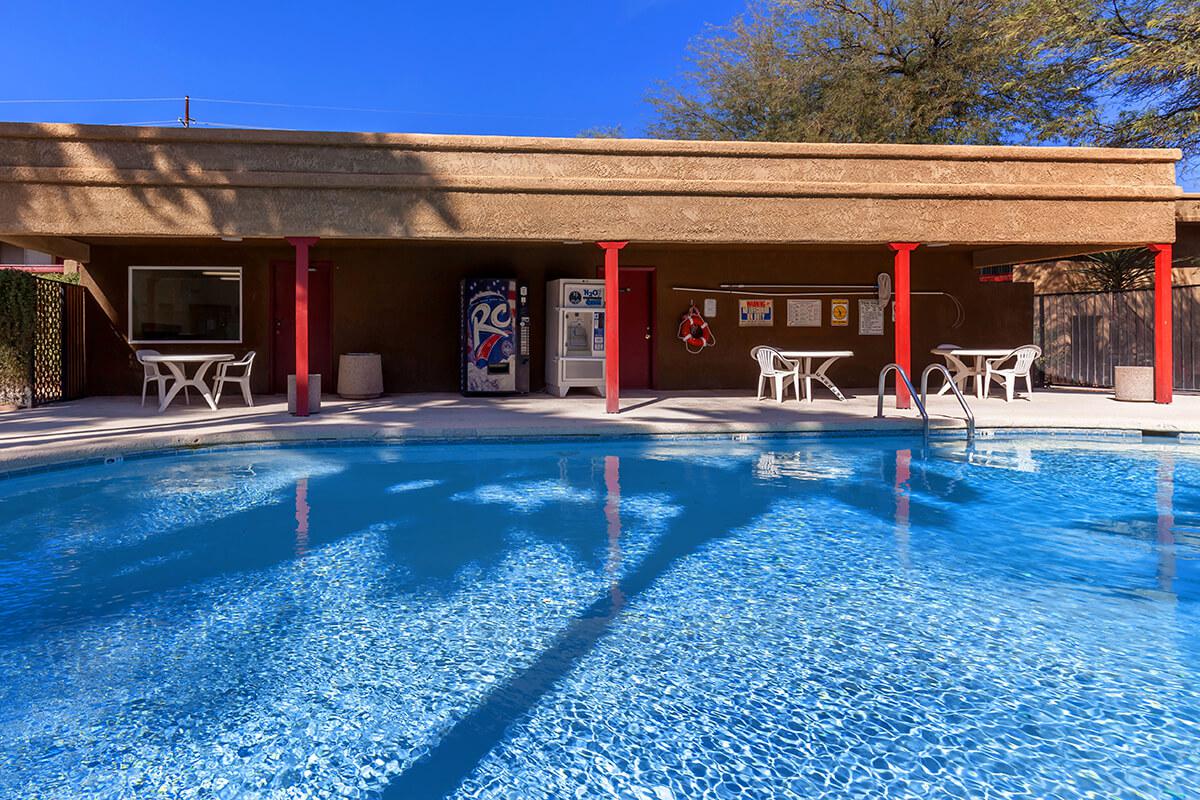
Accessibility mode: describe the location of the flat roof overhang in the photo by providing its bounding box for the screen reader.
[0,122,1183,264]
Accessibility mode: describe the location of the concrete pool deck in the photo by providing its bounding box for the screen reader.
[1,387,1198,475]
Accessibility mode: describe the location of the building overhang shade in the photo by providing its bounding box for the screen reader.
[0,122,1182,250]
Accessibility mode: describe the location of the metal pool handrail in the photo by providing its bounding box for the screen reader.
[920,363,975,443]
[876,364,930,444]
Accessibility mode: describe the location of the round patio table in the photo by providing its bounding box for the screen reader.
[777,350,854,401]
[141,353,234,413]
[931,347,1012,398]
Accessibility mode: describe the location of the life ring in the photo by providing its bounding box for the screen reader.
[677,305,716,353]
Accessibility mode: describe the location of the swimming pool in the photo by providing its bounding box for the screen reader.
[0,436,1197,798]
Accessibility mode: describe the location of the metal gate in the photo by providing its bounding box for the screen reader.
[32,278,87,405]
[1036,285,1200,390]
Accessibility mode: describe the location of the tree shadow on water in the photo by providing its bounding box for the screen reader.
[380,452,787,800]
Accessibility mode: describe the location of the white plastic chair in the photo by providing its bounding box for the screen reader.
[983,345,1041,402]
[136,349,188,408]
[750,346,801,403]
[213,351,256,407]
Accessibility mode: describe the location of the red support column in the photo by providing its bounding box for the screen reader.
[1149,243,1173,404]
[598,241,628,414]
[888,243,919,409]
[286,236,319,416]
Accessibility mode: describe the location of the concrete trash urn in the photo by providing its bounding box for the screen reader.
[1113,366,1154,402]
[287,374,322,413]
[337,353,384,399]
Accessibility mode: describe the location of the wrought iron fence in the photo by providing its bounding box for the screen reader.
[1036,285,1200,390]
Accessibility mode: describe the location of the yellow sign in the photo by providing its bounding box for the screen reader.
[831,298,849,327]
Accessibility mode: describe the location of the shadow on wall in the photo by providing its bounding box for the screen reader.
[3,127,465,394]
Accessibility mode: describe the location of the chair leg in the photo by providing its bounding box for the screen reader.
[1005,376,1014,403]
[141,379,148,407]
[757,374,765,401]
[241,380,253,407]
[1024,374,1033,397]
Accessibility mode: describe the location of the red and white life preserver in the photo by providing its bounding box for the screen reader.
[677,305,716,353]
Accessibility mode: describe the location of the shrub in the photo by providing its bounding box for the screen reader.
[0,270,36,407]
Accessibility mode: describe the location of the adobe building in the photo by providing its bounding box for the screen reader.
[0,122,1185,412]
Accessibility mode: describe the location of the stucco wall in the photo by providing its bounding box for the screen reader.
[81,241,1033,397]
[1,123,1180,248]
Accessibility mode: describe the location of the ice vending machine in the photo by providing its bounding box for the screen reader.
[545,278,605,397]
[460,278,530,395]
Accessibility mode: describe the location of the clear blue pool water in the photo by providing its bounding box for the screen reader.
[0,436,1198,799]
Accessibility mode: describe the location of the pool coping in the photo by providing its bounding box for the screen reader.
[2,421,1196,482]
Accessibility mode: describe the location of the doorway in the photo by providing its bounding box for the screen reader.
[615,267,655,390]
[270,260,333,394]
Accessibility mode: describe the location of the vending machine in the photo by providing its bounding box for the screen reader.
[545,278,605,397]
[460,278,530,395]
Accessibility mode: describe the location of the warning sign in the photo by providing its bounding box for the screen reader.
[831,298,849,327]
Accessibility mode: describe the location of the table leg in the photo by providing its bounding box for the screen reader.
[812,357,848,401]
[157,361,190,413]
[193,360,220,410]
[975,357,986,399]
[803,357,813,403]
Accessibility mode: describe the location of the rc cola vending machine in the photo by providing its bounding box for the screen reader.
[545,278,605,397]
[460,278,530,395]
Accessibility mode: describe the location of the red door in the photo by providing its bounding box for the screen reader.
[618,269,654,389]
[271,260,333,394]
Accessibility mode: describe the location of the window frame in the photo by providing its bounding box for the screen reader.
[127,265,244,344]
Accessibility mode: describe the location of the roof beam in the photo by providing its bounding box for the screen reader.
[0,235,90,263]
[972,244,1129,270]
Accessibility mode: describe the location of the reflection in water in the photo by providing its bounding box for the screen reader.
[1157,456,1176,594]
[295,477,310,558]
[604,456,625,609]
[894,448,911,569]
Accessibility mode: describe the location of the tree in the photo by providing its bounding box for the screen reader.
[1071,247,1198,292]
[1074,249,1156,292]
[1016,0,1200,161]
[648,0,1096,145]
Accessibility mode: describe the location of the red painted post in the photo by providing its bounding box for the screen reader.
[598,241,628,414]
[888,243,919,409]
[1149,243,1173,404]
[286,237,319,416]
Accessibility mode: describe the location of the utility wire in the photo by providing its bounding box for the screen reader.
[0,97,180,104]
[0,95,601,125]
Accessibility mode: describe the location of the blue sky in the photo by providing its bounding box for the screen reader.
[1,0,1193,189]
[1,0,744,137]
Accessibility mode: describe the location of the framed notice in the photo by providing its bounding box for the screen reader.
[831,298,849,327]
[704,297,717,317]
[858,299,884,335]
[786,298,821,327]
[739,299,774,326]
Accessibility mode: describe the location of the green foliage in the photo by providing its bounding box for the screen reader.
[1075,249,1156,292]
[38,270,80,285]
[0,271,35,407]
[578,125,626,139]
[1015,0,1200,160]
[1073,247,1199,292]
[648,0,1096,145]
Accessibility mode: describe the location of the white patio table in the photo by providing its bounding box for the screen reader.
[778,350,854,401]
[931,347,1012,399]
[141,353,234,413]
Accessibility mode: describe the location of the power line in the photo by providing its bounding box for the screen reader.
[0,97,180,105]
[0,94,604,126]
[189,96,596,124]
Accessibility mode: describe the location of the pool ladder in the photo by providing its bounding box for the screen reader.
[876,363,975,444]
